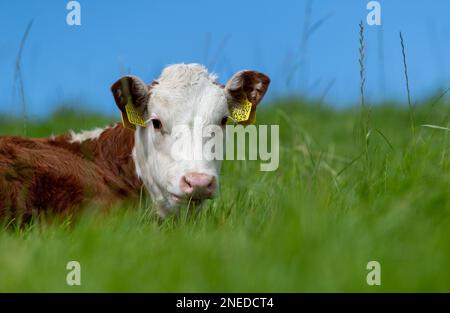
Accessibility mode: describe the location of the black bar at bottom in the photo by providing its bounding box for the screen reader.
[0,293,448,312]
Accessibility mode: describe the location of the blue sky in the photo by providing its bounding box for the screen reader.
[1,0,449,117]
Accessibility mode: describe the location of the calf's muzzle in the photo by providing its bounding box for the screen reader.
[180,172,217,199]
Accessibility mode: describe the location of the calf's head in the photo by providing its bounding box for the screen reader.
[111,64,270,217]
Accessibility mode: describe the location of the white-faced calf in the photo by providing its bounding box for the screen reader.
[0,64,270,219]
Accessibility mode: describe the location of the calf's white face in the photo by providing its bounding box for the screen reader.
[111,64,270,217]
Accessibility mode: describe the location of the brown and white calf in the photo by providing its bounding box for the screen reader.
[0,64,270,219]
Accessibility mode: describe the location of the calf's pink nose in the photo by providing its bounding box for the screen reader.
[180,172,216,198]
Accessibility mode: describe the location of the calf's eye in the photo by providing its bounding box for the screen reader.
[220,116,229,126]
[151,119,163,130]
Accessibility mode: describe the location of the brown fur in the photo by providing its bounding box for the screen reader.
[0,124,141,221]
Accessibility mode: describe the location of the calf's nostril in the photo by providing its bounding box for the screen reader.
[180,175,194,194]
[183,176,192,188]
[207,177,216,191]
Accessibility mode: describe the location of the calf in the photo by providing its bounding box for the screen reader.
[0,64,270,219]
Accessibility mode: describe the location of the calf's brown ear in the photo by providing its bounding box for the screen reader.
[111,75,150,129]
[225,70,270,125]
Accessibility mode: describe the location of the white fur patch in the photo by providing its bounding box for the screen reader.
[69,127,108,143]
[158,63,218,88]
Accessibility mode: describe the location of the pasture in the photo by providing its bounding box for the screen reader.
[0,98,448,292]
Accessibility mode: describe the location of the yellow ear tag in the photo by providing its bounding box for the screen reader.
[230,96,255,124]
[123,97,146,128]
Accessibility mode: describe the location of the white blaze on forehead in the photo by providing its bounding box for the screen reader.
[157,63,218,88]
[69,127,109,143]
[149,64,228,126]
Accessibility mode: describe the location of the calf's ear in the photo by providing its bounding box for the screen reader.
[111,75,150,129]
[225,70,270,125]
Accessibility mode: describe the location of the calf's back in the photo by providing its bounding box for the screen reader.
[0,124,141,220]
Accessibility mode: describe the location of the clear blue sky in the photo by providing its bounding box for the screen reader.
[1,0,449,117]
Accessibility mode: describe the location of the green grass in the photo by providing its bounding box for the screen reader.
[0,99,449,292]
